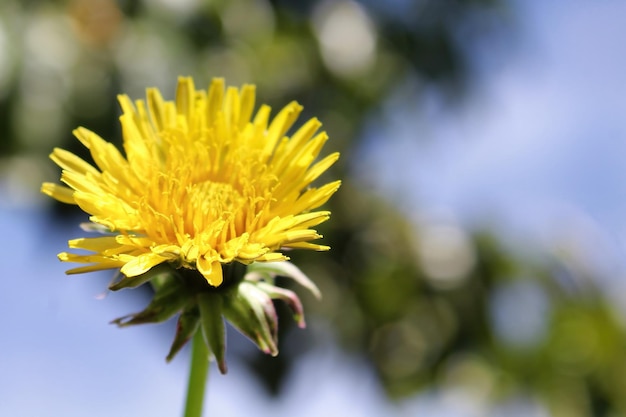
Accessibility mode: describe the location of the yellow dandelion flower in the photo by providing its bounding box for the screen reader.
[42,76,340,288]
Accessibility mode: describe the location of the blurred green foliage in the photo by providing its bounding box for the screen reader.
[3,0,626,415]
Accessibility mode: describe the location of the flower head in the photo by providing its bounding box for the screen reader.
[42,76,340,287]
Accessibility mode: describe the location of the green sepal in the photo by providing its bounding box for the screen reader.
[222,282,279,356]
[197,292,227,374]
[166,307,200,362]
[109,263,176,291]
[241,282,279,346]
[256,281,306,328]
[111,275,190,326]
[246,261,321,299]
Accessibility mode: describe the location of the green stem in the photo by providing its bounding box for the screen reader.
[184,331,210,417]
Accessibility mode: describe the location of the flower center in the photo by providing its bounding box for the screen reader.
[136,173,250,246]
[189,181,245,226]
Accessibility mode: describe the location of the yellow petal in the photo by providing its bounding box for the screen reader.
[197,256,223,287]
[68,236,120,252]
[120,253,168,277]
[206,78,225,125]
[41,183,76,204]
[50,147,99,176]
[282,242,330,251]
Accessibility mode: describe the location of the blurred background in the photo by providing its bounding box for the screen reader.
[2,0,626,416]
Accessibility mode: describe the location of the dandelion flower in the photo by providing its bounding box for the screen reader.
[42,76,340,288]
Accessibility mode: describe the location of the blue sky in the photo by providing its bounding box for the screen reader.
[354,2,626,321]
[3,1,626,415]
[358,0,626,251]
